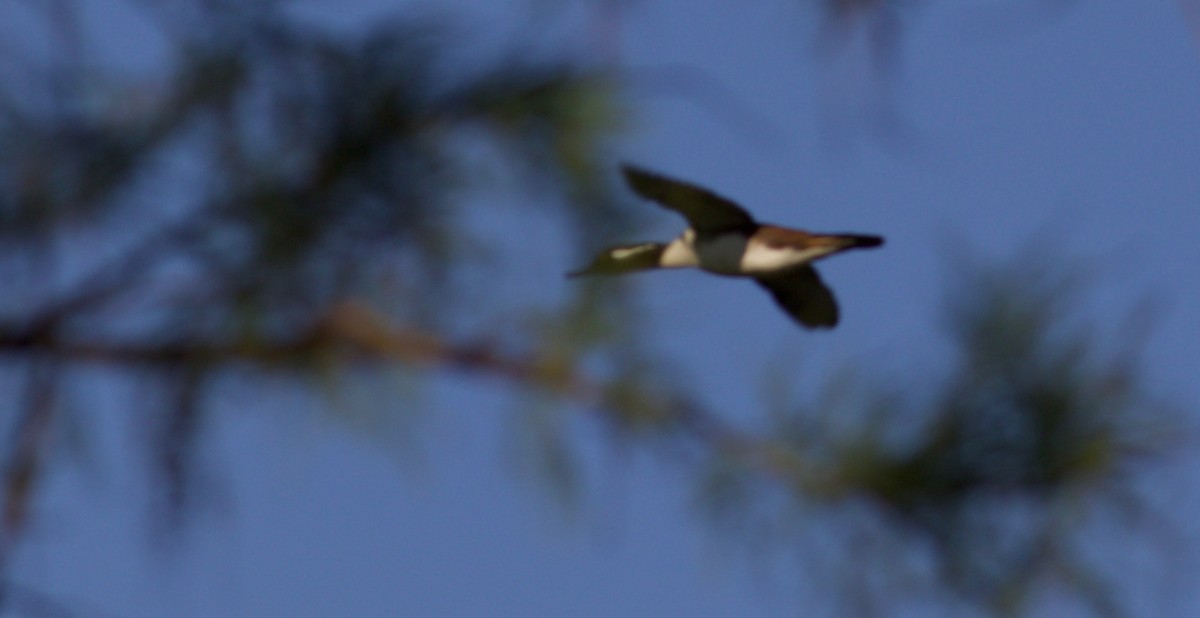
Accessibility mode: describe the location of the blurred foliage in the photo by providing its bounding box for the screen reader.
[0,0,642,542]
[0,1,1187,618]
[692,256,1178,617]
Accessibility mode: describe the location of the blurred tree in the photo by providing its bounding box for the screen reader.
[0,1,1184,617]
[0,0,653,571]
[694,253,1178,617]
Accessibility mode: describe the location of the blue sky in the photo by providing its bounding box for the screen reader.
[8,0,1200,616]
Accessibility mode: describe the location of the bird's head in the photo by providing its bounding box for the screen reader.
[566,243,665,277]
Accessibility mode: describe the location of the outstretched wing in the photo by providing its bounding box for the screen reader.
[755,266,839,329]
[622,165,757,235]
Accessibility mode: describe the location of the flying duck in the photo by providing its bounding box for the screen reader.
[568,165,884,329]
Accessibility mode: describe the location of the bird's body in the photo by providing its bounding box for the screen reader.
[659,226,874,276]
[569,165,884,329]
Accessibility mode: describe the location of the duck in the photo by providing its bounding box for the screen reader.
[568,165,884,329]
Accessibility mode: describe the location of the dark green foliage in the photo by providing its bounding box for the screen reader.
[695,256,1174,617]
[0,0,636,551]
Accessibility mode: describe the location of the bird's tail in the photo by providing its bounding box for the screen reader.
[833,234,884,249]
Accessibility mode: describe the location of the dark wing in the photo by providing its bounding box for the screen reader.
[621,165,757,234]
[755,267,839,329]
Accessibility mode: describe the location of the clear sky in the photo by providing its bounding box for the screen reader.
[9,0,1200,616]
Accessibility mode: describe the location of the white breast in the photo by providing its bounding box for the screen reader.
[659,233,700,268]
[739,243,837,274]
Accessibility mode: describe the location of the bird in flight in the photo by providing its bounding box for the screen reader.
[568,165,884,329]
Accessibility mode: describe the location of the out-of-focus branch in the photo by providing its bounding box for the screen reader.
[0,298,834,497]
[2,360,58,542]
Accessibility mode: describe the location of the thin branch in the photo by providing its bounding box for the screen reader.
[3,360,58,542]
[0,299,832,496]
